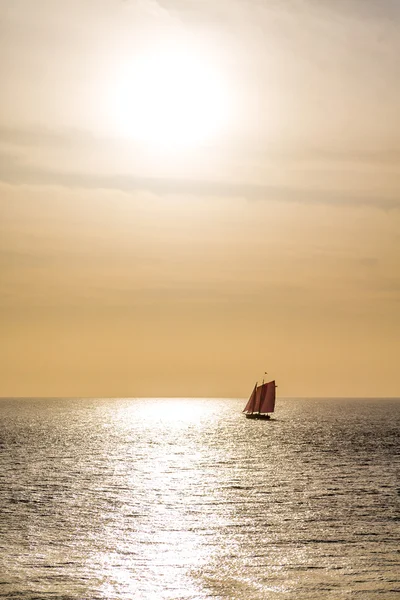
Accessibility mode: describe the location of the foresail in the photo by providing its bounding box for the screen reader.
[254,385,263,413]
[259,380,276,413]
[243,384,257,413]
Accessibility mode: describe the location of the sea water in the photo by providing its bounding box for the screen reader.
[0,397,399,599]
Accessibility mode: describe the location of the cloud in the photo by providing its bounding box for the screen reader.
[1,124,399,212]
[2,125,400,164]
[1,147,399,211]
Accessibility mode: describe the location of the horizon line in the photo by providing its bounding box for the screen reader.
[0,395,399,401]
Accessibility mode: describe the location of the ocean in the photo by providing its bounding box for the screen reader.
[0,397,399,600]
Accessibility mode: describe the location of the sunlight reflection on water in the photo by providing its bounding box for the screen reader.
[131,397,216,425]
[0,397,399,599]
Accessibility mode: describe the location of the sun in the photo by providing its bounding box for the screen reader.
[111,42,231,150]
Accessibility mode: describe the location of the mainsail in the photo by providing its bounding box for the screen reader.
[260,381,275,414]
[243,380,276,416]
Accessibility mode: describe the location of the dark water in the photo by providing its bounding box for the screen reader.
[0,397,399,599]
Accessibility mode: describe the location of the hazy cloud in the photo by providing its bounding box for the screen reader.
[1,150,398,210]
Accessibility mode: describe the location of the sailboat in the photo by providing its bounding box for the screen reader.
[243,380,276,420]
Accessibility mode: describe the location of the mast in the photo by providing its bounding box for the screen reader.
[259,377,265,416]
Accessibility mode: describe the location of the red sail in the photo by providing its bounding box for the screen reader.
[259,380,276,413]
[243,384,257,413]
[254,385,263,413]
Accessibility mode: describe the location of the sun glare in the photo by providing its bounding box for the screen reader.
[112,42,232,150]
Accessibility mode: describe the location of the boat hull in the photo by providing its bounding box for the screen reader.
[245,413,271,420]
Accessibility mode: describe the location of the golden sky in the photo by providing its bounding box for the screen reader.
[1,0,399,397]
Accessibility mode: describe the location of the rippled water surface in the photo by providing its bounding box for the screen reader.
[0,397,399,599]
